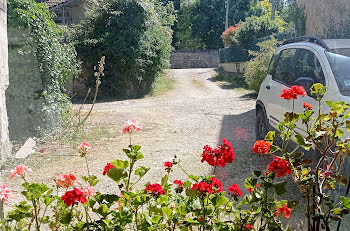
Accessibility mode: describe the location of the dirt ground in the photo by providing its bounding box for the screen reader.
[3,68,350,230]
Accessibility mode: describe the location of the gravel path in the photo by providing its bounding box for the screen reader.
[3,68,259,211]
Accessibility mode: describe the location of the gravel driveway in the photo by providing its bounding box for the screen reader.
[3,68,259,211]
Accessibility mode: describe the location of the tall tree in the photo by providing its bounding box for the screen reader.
[191,0,251,49]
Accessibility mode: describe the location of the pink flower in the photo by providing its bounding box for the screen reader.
[121,120,142,134]
[55,174,79,188]
[78,142,92,151]
[0,184,12,203]
[83,185,96,197]
[9,165,32,179]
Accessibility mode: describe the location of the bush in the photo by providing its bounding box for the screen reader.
[2,87,350,230]
[221,24,240,47]
[244,36,279,92]
[71,0,175,98]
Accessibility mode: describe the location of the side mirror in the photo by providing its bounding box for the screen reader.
[295,77,315,93]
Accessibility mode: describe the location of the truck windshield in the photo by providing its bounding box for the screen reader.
[326,51,350,96]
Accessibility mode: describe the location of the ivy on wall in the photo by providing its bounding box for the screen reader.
[7,0,79,140]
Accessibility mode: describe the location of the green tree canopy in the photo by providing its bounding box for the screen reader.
[71,0,175,98]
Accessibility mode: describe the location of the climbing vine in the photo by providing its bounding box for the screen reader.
[7,0,80,131]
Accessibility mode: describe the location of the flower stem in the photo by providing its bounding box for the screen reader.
[84,155,91,177]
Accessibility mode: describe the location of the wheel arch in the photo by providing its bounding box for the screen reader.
[256,100,266,115]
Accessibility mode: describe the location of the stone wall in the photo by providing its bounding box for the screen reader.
[0,0,11,162]
[297,0,350,38]
[219,62,246,74]
[170,50,219,69]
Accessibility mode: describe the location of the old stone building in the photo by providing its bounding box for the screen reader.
[0,0,11,162]
[297,0,350,38]
[38,0,86,25]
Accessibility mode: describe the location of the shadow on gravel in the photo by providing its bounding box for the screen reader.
[214,109,309,229]
[214,109,260,192]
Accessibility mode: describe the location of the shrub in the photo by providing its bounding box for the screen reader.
[71,0,175,98]
[221,24,240,47]
[244,36,279,92]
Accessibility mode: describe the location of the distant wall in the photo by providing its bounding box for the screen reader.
[170,50,219,69]
[219,62,246,74]
[297,0,350,38]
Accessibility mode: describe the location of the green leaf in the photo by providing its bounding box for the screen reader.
[341,196,350,209]
[183,180,192,188]
[95,204,110,217]
[273,181,287,195]
[213,195,229,207]
[346,121,350,132]
[135,166,150,178]
[265,131,276,141]
[107,168,127,183]
[175,205,187,215]
[110,159,130,169]
[294,134,312,150]
[336,129,345,138]
[161,174,168,188]
[162,207,172,218]
[157,195,169,204]
[188,174,199,182]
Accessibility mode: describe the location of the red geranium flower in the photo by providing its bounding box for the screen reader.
[265,157,291,177]
[103,163,115,175]
[121,120,142,134]
[252,140,271,155]
[245,224,253,230]
[227,184,242,197]
[164,162,172,170]
[145,183,165,197]
[192,182,213,194]
[201,138,235,167]
[280,85,306,100]
[210,177,223,193]
[174,180,184,187]
[78,142,91,151]
[303,102,313,110]
[61,188,87,206]
[275,203,293,218]
[55,174,79,188]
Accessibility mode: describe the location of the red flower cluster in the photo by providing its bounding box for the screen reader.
[164,162,172,170]
[103,163,115,175]
[221,24,240,46]
[61,188,87,206]
[303,102,313,110]
[227,184,242,197]
[192,177,223,195]
[252,140,271,155]
[145,183,165,197]
[201,138,235,167]
[265,157,291,177]
[275,203,293,218]
[55,174,79,188]
[245,224,253,230]
[280,86,306,100]
[174,180,184,188]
